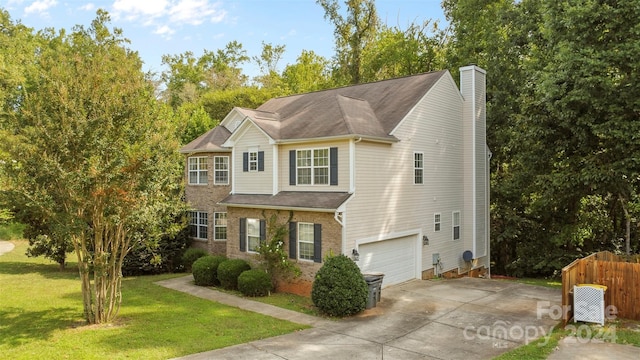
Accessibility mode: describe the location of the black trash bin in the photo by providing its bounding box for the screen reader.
[363,272,384,309]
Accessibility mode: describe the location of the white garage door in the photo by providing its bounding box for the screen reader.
[358,235,417,287]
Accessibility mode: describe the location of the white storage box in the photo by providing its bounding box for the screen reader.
[573,284,607,325]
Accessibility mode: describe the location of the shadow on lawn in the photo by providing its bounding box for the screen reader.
[0,261,80,279]
[0,307,80,346]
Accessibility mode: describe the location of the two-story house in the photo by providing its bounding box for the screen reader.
[180,65,490,295]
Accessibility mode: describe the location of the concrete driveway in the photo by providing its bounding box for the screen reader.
[166,276,561,359]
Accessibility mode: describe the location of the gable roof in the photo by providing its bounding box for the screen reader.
[254,70,447,142]
[179,126,231,153]
[182,70,448,151]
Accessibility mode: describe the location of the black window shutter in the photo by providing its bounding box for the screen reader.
[313,224,322,263]
[289,222,297,259]
[239,218,246,252]
[330,147,338,186]
[242,152,249,172]
[258,151,265,171]
[259,219,266,245]
[289,150,296,185]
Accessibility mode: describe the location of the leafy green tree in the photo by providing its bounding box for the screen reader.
[518,0,640,257]
[1,10,185,324]
[171,103,217,145]
[198,87,278,123]
[253,41,286,89]
[0,10,41,223]
[282,50,333,93]
[160,41,250,107]
[442,0,549,274]
[361,20,448,81]
[317,0,379,85]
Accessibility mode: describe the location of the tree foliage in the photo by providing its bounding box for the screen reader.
[517,0,640,258]
[282,50,333,93]
[1,10,185,324]
[317,0,380,85]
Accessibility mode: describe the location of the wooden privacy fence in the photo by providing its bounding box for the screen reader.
[562,251,640,325]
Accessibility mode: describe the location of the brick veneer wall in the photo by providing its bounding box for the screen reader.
[227,207,343,294]
[184,152,231,255]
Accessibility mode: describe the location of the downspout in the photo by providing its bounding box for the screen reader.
[487,146,492,278]
[344,137,361,256]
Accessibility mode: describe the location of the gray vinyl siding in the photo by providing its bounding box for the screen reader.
[345,73,467,276]
[233,125,273,194]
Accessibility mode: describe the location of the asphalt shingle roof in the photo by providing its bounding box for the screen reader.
[255,70,446,141]
[219,191,352,211]
[179,126,231,153]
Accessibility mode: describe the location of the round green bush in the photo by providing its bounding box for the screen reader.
[238,269,273,297]
[181,248,208,272]
[217,259,251,290]
[192,255,227,286]
[311,254,368,317]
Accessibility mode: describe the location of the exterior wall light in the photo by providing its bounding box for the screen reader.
[351,248,360,261]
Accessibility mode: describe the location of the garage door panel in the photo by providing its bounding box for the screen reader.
[358,235,416,287]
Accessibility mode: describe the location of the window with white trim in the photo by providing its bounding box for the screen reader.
[434,213,441,232]
[214,156,229,185]
[414,152,424,184]
[297,148,329,185]
[188,211,208,240]
[246,218,261,252]
[452,211,461,240]
[298,222,315,261]
[249,151,258,172]
[188,156,208,185]
[214,212,227,241]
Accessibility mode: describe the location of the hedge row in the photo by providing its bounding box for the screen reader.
[191,256,272,297]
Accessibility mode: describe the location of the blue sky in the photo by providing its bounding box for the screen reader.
[3,0,447,78]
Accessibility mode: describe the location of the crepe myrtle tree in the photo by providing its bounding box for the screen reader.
[1,10,185,324]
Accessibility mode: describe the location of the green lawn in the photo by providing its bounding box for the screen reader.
[0,240,308,360]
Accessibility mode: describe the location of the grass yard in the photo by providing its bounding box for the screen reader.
[0,240,308,360]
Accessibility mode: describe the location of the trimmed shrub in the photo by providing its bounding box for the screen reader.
[238,269,273,297]
[182,247,208,272]
[192,255,227,286]
[311,254,368,317]
[217,259,251,290]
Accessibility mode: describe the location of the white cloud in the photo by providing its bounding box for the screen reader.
[24,0,58,16]
[79,3,96,11]
[169,0,226,25]
[154,24,175,39]
[112,0,169,21]
[111,0,227,33]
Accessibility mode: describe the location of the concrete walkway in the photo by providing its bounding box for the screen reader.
[0,240,15,256]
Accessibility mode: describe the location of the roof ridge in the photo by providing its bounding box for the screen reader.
[268,70,448,100]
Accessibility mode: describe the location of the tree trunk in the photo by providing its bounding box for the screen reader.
[619,194,632,255]
[73,234,95,324]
